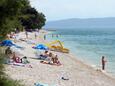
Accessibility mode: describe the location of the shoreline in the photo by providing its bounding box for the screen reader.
[47,29,115,78]
[4,30,115,86]
[68,52,115,80]
[39,29,115,79]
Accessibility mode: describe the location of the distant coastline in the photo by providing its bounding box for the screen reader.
[46,29,57,31]
[44,17,115,29]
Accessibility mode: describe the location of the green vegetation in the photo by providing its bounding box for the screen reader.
[20,7,46,30]
[0,0,46,40]
[0,0,46,85]
[0,47,24,86]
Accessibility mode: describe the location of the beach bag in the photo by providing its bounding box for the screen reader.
[21,56,30,64]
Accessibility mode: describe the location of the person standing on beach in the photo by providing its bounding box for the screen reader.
[25,31,28,39]
[35,31,38,39]
[44,35,46,40]
[101,56,107,70]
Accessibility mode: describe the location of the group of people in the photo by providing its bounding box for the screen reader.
[25,30,47,40]
[38,51,107,69]
[5,30,108,70]
[6,32,21,43]
[52,34,60,38]
[5,47,29,64]
[39,50,61,66]
[7,32,17,39]
[5,47,61,66]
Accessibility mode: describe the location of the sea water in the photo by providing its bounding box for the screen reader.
[46,29,115,76]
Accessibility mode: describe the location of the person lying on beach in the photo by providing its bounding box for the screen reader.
[3,47,12,64]
[40,52,53,64]
[12,52,22,63]
[45,52,53,62]
[35,32,38,39]
[39,50,49,60]
[5,47,12,56]
[52,55,61,65]
[25,31,28,39]
[9,32,15,38]
[40,53,61,66]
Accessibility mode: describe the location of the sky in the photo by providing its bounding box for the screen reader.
[29,0,115,21]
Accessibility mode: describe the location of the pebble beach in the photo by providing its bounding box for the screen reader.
[4,30,115,86]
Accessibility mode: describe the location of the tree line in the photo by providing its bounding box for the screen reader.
[0,0,46,40]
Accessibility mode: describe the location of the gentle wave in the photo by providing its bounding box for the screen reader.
[47,29,115,76]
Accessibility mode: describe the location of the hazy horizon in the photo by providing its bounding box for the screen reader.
[30,0,115,21]
[44,17,115,29]
[45,17,115,22]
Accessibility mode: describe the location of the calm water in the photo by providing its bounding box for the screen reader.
[47,29,115,76]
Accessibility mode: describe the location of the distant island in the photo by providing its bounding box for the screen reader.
[44,17,115,29]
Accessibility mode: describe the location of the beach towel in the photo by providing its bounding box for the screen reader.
[7,62,32,68]
[38,55,47,60]
[40,61,62,66]
[34,83,56,86]
[34,83,48,86]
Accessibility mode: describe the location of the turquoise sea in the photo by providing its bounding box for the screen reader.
[47,29,115,76]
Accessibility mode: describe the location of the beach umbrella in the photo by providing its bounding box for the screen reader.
[33,44,48,50]
[0,40,14,46]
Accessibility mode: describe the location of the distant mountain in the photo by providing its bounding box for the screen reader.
[44,18,115,29]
